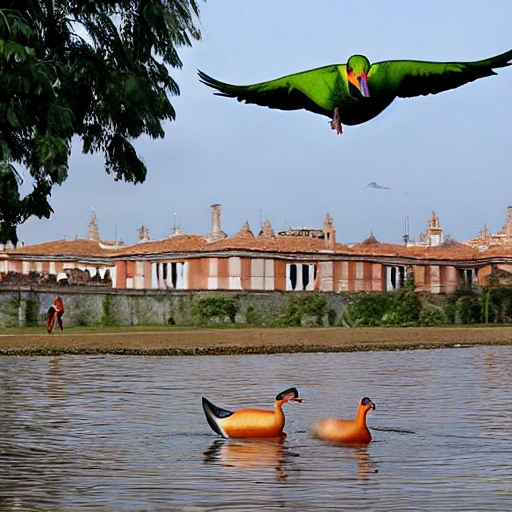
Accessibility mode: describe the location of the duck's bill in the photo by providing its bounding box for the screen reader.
[358,75,370,97]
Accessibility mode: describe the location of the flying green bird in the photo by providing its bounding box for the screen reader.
[198,49,512,134]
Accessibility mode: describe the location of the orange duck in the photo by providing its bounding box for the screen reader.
[311,397,375,444]
[202,387,303,439]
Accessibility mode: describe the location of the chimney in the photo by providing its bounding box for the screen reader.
[209,203,227,241]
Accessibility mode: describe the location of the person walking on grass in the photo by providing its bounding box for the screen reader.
[46,297,64,334]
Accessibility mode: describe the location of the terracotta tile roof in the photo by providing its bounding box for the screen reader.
[206,235,332,253]
[7,239,109,258]
[479,245,512,257]
[113,234,208,255]
[6,233,512,262]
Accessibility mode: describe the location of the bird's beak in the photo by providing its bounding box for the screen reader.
[347,71,370,98]
[357,73,370,98]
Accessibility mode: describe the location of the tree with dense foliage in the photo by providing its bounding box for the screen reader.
[0,0,202,243]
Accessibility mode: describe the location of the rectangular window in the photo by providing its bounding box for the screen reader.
[286,263,316,291]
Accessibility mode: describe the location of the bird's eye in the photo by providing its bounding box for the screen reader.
[362,397,372,406]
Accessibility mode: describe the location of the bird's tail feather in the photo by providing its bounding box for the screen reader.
[202,397,233,437]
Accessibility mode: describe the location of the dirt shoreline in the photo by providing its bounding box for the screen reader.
[1,326,512,356]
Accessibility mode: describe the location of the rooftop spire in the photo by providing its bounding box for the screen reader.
[87,208,100,241]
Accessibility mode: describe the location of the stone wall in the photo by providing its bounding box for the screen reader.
[0,288,352,328]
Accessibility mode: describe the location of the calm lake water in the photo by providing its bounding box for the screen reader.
[1,345,512,511]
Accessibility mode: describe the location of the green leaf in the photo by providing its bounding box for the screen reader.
[6,106,19,127]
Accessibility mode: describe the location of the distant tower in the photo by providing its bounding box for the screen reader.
[505,206,512,239]
[479,223,490,240]
[209,203,227,240]
[138,225,150,242]
[425,211,443,246]
[171,212,182,236]
[323,212,336,247]
[87,208,100,241]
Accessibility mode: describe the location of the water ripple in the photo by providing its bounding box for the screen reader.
[1,346,512,510]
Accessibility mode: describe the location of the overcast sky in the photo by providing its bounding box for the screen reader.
[17,0,512,246]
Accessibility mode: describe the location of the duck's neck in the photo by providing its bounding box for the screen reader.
[274,401,285,423]
[356,408,368,425]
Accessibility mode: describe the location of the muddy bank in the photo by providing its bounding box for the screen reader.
[1,326,512,356]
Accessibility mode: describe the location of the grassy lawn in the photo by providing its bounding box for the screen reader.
[1,323,511,336]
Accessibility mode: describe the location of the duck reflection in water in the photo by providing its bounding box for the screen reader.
[350,445,378,478]
[204,437,295,481]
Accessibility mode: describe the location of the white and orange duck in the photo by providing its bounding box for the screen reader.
[202,387,303,439]
[311,396,376,444]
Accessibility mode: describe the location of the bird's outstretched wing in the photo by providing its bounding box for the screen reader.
[365,181,390,190]
[369,49,512,98]
[198,66,343,117]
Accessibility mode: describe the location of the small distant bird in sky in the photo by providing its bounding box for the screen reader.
[198,49,512,134]
[365,182,390,190]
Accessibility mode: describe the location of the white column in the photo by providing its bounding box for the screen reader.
[307,264,315,291]
[176,263,184,289]
[386,267,393,291]
[151,262,158,289]
[111,266,117,288]
[296,264,303,291]
[182,262,189,290]
[157,263,164,289]
[286,264,292,291]
[165,263,173,289]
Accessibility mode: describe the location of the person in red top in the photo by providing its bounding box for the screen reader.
[46,296,64,334]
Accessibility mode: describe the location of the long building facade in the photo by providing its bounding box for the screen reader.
[2,205,512,294]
